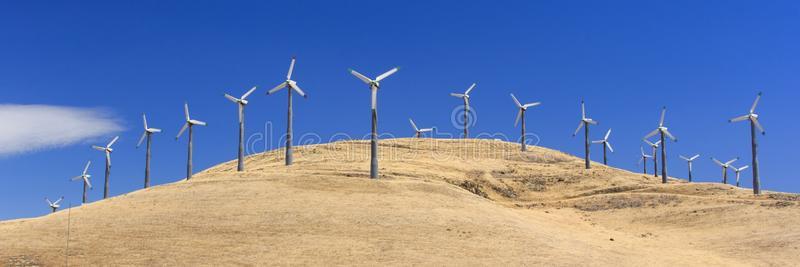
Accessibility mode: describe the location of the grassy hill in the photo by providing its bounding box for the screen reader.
[1,138,798,266]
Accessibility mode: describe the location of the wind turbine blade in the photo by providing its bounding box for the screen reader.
[54,198,63,205]
[510,94,522,108]
[92,145,105,151]
[752,118,766,134]
[464,83,476,95]
[514,110,522,127]
[654,140,662,146]
[184,103,190,121]
[572,121,584,137]
[107,136,119,148]
[591,140,604,144]
[241,86,258,100]
[750,92,762,113]
[84,176,92,188]
[450,93,465,98]
[224,93,238,103]
[740,165,750,171]
[268,82,288,95]
[659,107,666,127]
[643,139,655,147]
[137,132,147,148]
[83,161,91,175]
[729,114,749,123]
[641,146,647,156]
[586,119,598,125]
[191,120,207,126]
[46,198,52,206]
[142,113,148,130]
[604,129,612,140]
[679,155,689,161]
[690,154,700,161]
[150,128,162,133]
[349,69,372,84]
[644,129,659,139]
[176,123,188,139]
[371,88,377,110]
[663,129,677,141]
[712,158,724,166]
[581,101,586,119]
[725,158,739,165]
[375,67,399,82]
[290,84,307,98]
[287,57,296,80]
[606,142,613,153]
[71,176,83,181]
[409,118,418,131]
[523,102,541,109]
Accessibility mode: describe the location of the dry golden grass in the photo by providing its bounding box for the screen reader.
[1,138,798,266]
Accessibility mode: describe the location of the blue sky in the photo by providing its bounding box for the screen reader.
[1,1,798,220]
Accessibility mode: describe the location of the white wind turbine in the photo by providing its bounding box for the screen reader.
[731,164,750,187]
[712,157,739,184]
[510,93,541,151]
[592,129,614,165]
[70,161,92,204]
[269,57,309,166]
[450,83,477,138]
[644,139,661,177]
[349,67,399,179]
[225,86,258,171]
[638,147,653,174]
[92,136,118,199]
[729,92,766,195]
[45,197,63,213]
[176,102,207,180]
[679,154,700,182]
[409,118,433,138]
[572,101,598,169]
[137,114,161,188]
[644,107,678,183]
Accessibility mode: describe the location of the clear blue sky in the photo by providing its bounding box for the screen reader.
[1,1,798,220]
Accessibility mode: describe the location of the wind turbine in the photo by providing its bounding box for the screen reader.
[137,114,161,188]
[45,197,63,213]
[679,154,700,182]
[731,164,750,187]
[510,93,541,151]
[225,86,258,171]
[92,136,118,199]
[712,157,739,184]
[176,102,207,180]
[70,161,92,204]
[450,83,477,138]
[409,118,433,138]
[644,139,661,177]
[592,129,614,165]
[572,101,598,169]
[729,92,766,195]
[348,67,399,179]
[644,107,678,183]
[268,57,309,166]
[638,147,653,174]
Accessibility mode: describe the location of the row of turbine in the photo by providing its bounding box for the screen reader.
[46,57,766,213]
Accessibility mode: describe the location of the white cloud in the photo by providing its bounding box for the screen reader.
[0,104,123,156]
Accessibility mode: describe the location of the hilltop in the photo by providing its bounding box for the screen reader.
[1,138,798,266]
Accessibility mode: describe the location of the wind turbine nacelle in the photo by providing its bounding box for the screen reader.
[240,99,249,105]
[751,113,758,119]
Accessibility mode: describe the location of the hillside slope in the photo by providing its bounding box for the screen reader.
[1,139,798,266]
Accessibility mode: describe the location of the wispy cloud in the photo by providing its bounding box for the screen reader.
[0,104,123,156]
